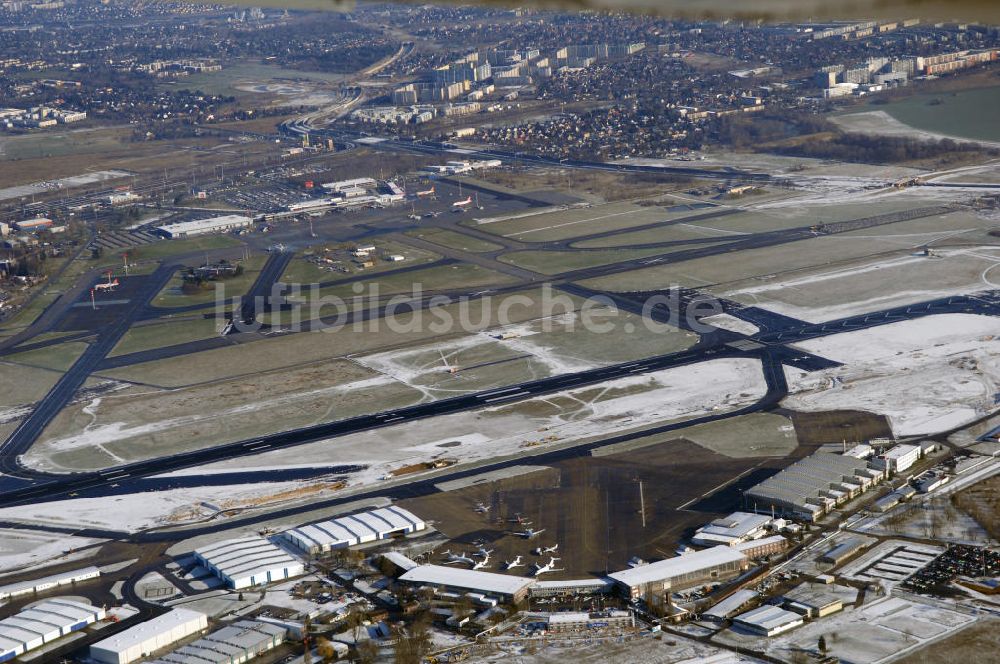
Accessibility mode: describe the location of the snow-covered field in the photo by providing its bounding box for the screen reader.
[783,314,1000,435]
[715,594,977,664]
[0,358,766,533]
[0,530,103,576]
[723,245,1000,323]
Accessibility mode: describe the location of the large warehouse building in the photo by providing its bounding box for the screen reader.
[155,215,253,238]
[691,512,773,547]
[194,537,305,590]
[283,506,426,555]
[0,566,100,602]
[608,546,749,600]
[145,620,286,664]
[744,452,885,521]
[90,609,208,664]
[0,599,105,662]
[398,565,536,604]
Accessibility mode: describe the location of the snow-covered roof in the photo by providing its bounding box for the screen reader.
[608,546,746,589]
[734,605,803,630]
[399,565,535,597]
[91,609,206,654]
[195,537,302,583]
[283,507,425,550]
[704,589,758,619]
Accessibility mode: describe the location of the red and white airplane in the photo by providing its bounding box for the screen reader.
[415,185,435,198]
[94,278,120,292]
[452,196,473,209]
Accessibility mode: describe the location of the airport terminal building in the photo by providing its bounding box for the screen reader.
[607,546,749,600]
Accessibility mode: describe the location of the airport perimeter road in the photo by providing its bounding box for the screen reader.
[0,264,176,476]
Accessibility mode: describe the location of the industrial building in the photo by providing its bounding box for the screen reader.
[0,599,105,663]
[691,512,773,547]
[820,538,868,565]
[607,546,748,600]
[704,589,758,622]
[0,566,100,602]
[91,609,208,664]
[744,452,885,521]
[194,537,305,590]
[155,215,253,238]
[145,620,286,664]
[320,177,377,193]
[872,444,921,474]
[530,578,614,598]
[397,565,535,604]
[783,584,845,618]
[732,605,804,636]
[526,610,634,633]
[13,217,53,232]
[734,535,788,559]
[282,506,426,555]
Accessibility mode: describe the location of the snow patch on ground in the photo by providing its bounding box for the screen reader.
[0,480,332,533]
[701,313,760,336]
[0,530,103,576]
[2,359,767,533]
[32,374,397,455]
[783,314,1000,435]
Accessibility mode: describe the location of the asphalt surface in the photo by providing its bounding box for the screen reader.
[0,264,176,477]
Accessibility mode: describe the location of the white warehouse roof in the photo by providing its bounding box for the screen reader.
[0,566,100,601]
[283,506,426,553]
[194,537,305,589]
[608,546,747,589]
[692,512,772,546]
[91,609,207,664]
[733,605,804,635]
[0,599,104,660]
[399,565,535,598]
[156,215,252,238]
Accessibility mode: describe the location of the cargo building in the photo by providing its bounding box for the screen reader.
[90,609,208,664]
[194,537,305,590]
[282,506,426,555]
[0,600,105,662]
[607,546,748,600]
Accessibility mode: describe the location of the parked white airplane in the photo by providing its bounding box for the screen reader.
[442,550,474,566]
[514,527,545,539]
[533,543,558,555]
[505,555,524,570]
[533,557,562,576]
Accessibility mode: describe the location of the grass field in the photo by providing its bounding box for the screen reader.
[498,247,682,275]
[6,341,88,372]
[0,126,133,162]
[281,241,440,285]
[471,202,676,242]
[289,263,519,307]
[571,223,741,248]
[109,317,222,358]
[0,361,65,408]
[405,228,504,253]
[124,235,245,265]
[31,358,422,471]
[163,61,348,99]
[153,255,268,308]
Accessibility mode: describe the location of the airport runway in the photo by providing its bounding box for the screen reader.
[0,264,177,477]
